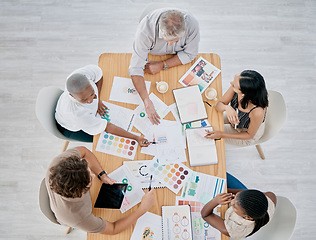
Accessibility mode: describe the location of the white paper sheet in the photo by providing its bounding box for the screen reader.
[123,160,166,189]
[102,101,135,131]
[108,165,144,213]
[140,119,187,163]
[109,76,151,105]
[132,93,169,136]
[130,212,162,240]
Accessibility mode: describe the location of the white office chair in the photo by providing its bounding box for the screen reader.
[226,90,287,159]
[35,86,77,152]
[247,196,297,240]
[39,179,72,234]
[139,3,174,22]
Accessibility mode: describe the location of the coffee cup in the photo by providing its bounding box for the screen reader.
[156,81,169,93]
[205,87,217,100]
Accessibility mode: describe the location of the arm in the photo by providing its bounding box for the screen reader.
[265,191,277,205]
[75,146,115,184]
[144,55,183,74]
[101,189,155,235]
[105,122,149,147]
[215,87,239,125]
[95,77,108,118]
[131,75,160,125]
[201,193,233,237]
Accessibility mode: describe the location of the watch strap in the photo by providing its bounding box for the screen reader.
[97,170,107,180]
[163,60,168,70]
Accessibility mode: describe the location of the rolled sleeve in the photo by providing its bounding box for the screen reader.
[177,14,200,64]
[129,17,156,77]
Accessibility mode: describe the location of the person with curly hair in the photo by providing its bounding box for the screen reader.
[45,146,155,235]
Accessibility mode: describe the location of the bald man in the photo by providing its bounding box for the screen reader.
[55,64,149,146]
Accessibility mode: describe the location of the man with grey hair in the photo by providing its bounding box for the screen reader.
[55,64,149,146]
[129,8,200,125]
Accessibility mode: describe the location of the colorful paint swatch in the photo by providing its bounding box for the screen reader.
[96,132,139,160]
[147,158,192,194]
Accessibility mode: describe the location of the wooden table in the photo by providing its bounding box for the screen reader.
[88,53,228,240]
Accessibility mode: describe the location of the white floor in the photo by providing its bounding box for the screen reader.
[0,0,315,239]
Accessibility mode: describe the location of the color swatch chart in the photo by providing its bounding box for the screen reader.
[148,159,192,194]
[96,132,139,160]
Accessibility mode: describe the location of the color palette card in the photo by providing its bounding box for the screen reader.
[147,158,193,194]
[96,132,139,160]
[108,165,144,213]
[181,171,226,204]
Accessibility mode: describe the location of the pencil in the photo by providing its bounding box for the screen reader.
[148,175,153,191]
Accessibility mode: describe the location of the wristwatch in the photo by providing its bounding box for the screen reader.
[97,170,107,180]
[163,60,169,70]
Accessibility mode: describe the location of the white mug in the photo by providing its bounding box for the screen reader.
[156,81,169,93]
[205,87,217,100]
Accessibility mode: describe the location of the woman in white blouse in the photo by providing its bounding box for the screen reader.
[201,189,277,239]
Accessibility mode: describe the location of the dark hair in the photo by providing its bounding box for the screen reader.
[237,190,269,237]
[49,156,90,198]
[239,70,268,109]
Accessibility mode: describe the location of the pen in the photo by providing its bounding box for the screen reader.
[144,141,158,144]
[234,109,239,129]
[148,175,153,191]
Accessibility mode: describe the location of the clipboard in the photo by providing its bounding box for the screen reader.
[172,85,207,124]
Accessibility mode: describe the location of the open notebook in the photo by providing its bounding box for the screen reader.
[173,85,207,124]
[186,126,218,166]
[162,205,193,240]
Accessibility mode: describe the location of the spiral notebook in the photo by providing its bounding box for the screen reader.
[162,205,193,240]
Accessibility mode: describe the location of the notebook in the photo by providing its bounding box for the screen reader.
[173,85,207,124]
[161,205,193,240]
[185,126,218,166]
[94,183,127,209]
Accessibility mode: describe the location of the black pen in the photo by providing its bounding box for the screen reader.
[148,175,153,191]
[144,141,158,144]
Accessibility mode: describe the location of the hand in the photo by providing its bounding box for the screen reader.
[97,100,109,118]
[144,61,164,74]
[214,193,234,205]
[139,189,155,213]
[225,105,239,125]
[144,98,160,125]
[136,136,150,147]
[100,175,116,185]
[205,130,222,139]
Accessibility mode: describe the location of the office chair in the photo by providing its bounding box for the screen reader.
[247,196,297,240]
[36,86,77,152]
[39,179,72,234]
[226,90,287,159]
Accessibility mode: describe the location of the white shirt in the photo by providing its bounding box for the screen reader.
[55,65,108,135]
[224,196,276,240]
[129,8,200,77]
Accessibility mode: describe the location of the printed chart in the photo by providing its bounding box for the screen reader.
[96,132,139,160]
[130,212,162,240]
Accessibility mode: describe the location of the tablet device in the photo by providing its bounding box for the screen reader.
[94,183,128,209]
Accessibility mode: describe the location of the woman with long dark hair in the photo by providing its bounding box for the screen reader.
[205,70,268,146]
[201,189,277,239]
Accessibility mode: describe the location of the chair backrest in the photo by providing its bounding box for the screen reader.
[35,86,70,141]
[139,3,174,22]
[257,90,287,143]
[247,196,297,240]
[39,178,59,225]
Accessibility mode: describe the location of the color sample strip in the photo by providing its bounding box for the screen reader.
[96,132,139,160]
[148,160,192,194]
